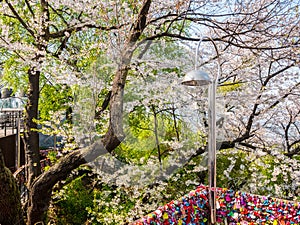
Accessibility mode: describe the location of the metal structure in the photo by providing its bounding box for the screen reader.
[0,108,23,135]
[181,36,220,224]
[0,108,24,172]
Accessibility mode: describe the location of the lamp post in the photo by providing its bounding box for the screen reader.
[181,36,220,224]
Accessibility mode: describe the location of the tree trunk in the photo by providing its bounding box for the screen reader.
[26,1,152,224]
[0,149,24,225]
[27,141,105,224]
[24,68,42,224]
[24,68,41,187]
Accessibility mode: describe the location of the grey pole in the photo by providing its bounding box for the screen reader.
[208,38,220,225]
[208,75,217,224]
[181,36,220,224]
[17,117,21,168]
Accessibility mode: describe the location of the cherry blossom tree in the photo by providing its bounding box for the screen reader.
[0,0,299,224]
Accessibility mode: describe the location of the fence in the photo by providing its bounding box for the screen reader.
[0,108,23,136]
[0,108,24,172]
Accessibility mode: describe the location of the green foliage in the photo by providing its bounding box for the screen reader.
[216,149,297,199]
[39,84,73,121]
[86,185,136,225]
[217,149,251,190]
[50,175,94,225]
[164,160,205,201]
[1,54,29,94]
[85,164,202,224]
[47,150,59,164]
[114,104,190,164]
[67,30,102,71]
[0,7,35,44]
[116,106,154,163]
[48,147,299,224]
[219,81,243,93]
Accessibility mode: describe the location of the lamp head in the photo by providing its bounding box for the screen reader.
[181,70,212,86]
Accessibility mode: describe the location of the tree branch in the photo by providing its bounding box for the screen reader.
[4,0,35,38]
[49,23,127,39]
[285,145,300,157]
[28,1,153,223]
[40,0,50,40]
[25,0,34,17]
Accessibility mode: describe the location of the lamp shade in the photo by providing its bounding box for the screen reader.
[181,70,212,86]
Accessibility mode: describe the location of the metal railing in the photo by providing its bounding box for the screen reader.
[0,108,24,136]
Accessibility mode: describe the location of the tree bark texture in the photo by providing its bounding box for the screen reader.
[24,68,41,187]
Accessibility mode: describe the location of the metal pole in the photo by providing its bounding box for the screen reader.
[182,35,221,224]
[195,35,203,70]
[17,117,21,168]
[206,37,220,224]
[208,79,217,224]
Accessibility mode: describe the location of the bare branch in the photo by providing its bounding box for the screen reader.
[49,23,127,39]
[25,0,34,17]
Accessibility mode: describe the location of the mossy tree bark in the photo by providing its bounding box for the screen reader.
[0,149,24,225]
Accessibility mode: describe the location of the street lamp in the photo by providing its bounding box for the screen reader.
[181,36,220,224]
